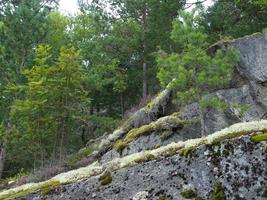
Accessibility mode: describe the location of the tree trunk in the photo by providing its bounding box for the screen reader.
[120,93,124,119]
[59,122,65,162]
[0,122,10,179]
[0,145,5,179]
[142,3,148,99]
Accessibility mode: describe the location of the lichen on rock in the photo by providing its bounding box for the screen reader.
[0,120,266,200]
[114,114,183,154]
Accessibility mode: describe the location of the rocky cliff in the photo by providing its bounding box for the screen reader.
[0,31,267,200]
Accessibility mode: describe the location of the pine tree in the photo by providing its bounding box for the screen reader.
[10,45,89,168]
[157,10,240,107]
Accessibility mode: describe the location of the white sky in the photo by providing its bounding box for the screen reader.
[59,0,213,15]
[59,0,79,15]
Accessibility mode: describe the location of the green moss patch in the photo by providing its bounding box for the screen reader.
[158,195,168,200]
[210,181,226,200]
[99,171,112,186]
[114,115,183,153]
[180,188,197,199]
[251,133,267,143]
[179,146,195,157]
[160,130,174,141]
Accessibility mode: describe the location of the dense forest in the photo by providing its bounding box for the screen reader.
[0,0,266,183]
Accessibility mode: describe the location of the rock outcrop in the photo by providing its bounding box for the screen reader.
[0,31,267,200]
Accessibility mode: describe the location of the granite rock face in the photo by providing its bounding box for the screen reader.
[100,34,267,159]
[23,136,267,200]
[202,32,267,134]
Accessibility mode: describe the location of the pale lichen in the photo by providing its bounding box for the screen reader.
[114,115,183,153]
[99,81,173,150]
[1,120,266,199]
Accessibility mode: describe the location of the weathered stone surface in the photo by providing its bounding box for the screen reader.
[201,85,265,136]
[21,136,267,200]
[231,32,267,83]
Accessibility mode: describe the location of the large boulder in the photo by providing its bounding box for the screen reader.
[20,135,267,200]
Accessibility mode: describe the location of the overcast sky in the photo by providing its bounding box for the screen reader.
[59,0,213,15]
[59,0,79,15]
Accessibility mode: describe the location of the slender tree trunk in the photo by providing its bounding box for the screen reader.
[0,145,5,179]
[120,93,124,119]
[52,125,61,160]
[59,121,65,162]
[142,3,148,99]
[0,122,10,179]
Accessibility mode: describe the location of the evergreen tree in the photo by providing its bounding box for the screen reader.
[202,0,267,41]
[8,45,89,172]
[100,0,186,97]
[0,0,58,178]
[157,10,240,106]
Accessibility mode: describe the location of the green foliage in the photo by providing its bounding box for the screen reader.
[157,10,240,106]
[231,103,251,118]
[9,45,89,171]
[87,115,118,136]
[46,12,70,51]
[201,0,267,41]
[200,97,227,110]
[6,169,30,184]
[171,10,208,49]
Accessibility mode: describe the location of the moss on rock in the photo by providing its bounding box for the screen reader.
[180,188,197,199]
[0,180,61,200]
[1,120,267,199]
[179,146,195,157]
[251,133,267,143]
[114,139,129,155]
[160,130,174,141]
[113,115,183,153]
[210,181,226,200]
[99,171,112,186]
[158,195,168,200]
